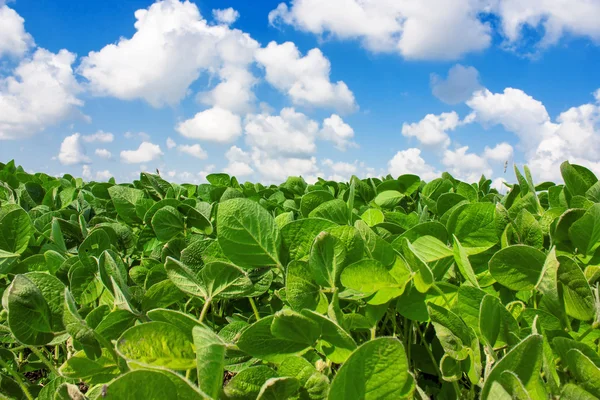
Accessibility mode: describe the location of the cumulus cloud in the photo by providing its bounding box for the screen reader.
[442,146,492,183]
[431,64,483,104]
[322,159,357,181]
[120,142,163,164]
[251,148,320,184]
[256,41,357,112]
[82,165,93,180]
[269,0,600,59]
[401,111,461,149]
[177,143,208,159]
[58,133,91,165]
[95,170,113,181]
[224,146,253,177]
[319,114,356,150]
[124,131,151,141]
[212,7,240,25]
[0,4,34,57]
[0,49,84,140]
[166,137,176,149]
[176,107,242,143]
[388,148,438,181]
[83,131,114,143]
[95,148,112,159]
[79,0,259,108]
[484,142,514,162]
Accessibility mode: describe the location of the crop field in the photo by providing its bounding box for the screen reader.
[0,158,598,399]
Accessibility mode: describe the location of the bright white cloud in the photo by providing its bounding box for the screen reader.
[401,111,460,149]
[120,141,163,164]
[212,7,240,25]
[322,159,357,181]
[269,0,600,59]
[177,143,208,159]
[176,107,242,143]
[79,0,259,108]
[125,131,151,141]
[256,41,357,112]
[166,137,176,149]
[0,48,83,140]
[198,66,256,114]
[442,146,492,183]
[0,4,34,57]
[319,114,356,150]
[388,148,438,181]
[251,148,320,184]
[96,170,113,181]
[431,64,482,104]
[95,148,112,159]
[82,165,93,180]
[83,131,114,143]
[58,133,91,165]
[223,146,253,177]
[484,142,514,162]
[244,107,319,157]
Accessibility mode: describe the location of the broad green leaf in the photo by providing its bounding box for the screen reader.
[101,369,207,400]
[193,325,227,399]
[447,203,498,250]
[557,255,595,321]
[116,322,195,370]
[164,257,206,299]
[428,303,472,360]
[309,231,347,289]
[340,259,408,304]
[561,384,597,400]
[0,205,32,254]
[152,206,184,241]
[271,309,321,345]
[301,191,335,217]
[223,366,278,400]
[237,316,310,363]
[308,199,349,225]
[410,235,453,263]
[278,356,329,399]
[452,236,479,287]
[561,161,598,197]
[257,377,300,400]
[301,310,357,364]
[400,238,433,293]
[63,289,102,359]
[285,260,320,311]
[374,190,404,209]
[354,220,396,266]
[568,203,600,255]
[281,218,337,261]
[141,279,185,311]
[328,337,413,400]
[59,350,119,384]
[479,295,519,347]
[481,334,545,400]
[108,185,145,224]
[198,261,253,300]
[563,349,600,398]
[218,198,282,268]
[488,245,546,291]
[360,208,385,227]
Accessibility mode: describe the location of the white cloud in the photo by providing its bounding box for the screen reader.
[58,133,91,165]
[251,148,320,184]
[124,131,151,141]
[0,4,34,57]
[198,66,256,114]
[431,64,482,104]
[82,165,93,180]
[120,141,163,164]
[198,164,216,182]
[223,146,254,177]
[0,48,83,140]
[322,159,357,181]
[491,177,509,194]
[177,143,208,159]
[269,0,600,59]
[166,137,176,149]
[79,0,259,108]
[244,107,319,157]
[83,130,114,143]
[319,114,356,150]
[269,0,491,60]
[256,41,357,112]
[401,111,460,149]
[388,148,438,181]
[176,107,242,143]
[484,142,514,162]
[212,7,240,25]
[96,170,113,181]
[442,146,492,183]
[95,148,112,159]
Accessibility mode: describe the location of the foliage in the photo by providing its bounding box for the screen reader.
[0,159,598,399]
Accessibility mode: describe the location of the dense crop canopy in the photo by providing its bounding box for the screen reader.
[0,159,598,399]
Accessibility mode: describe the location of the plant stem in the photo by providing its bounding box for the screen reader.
[28,346,60,377]
[0,358,33,400]
[415,324,441,379]
[577,325,595,341]
[370,327,376,340]
[249,297,261,321]
[199,298,211,323]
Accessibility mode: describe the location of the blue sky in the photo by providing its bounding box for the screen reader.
[1,0,600,186]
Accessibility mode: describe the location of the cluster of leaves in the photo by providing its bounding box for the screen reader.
[0,158,599,399]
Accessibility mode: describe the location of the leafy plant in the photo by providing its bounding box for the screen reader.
[0,159,598,399]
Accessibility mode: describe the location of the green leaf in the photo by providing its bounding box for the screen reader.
[237,316,310,363]
[328,337,413,400]
[410,235,453,263]
[481,334,545,400]
[281,218,337,261]
[478,295,519,348]
[108,185,145,224]
[223,366,278,400]
[452,236,479,287]
[6,275,54,345]
[301,191,335,217]
[193,324,226,399]
[198,261,253,300]
[400,238,433,293]
[308,199,349,225]
[557,255,595,321]
[116,322,195,370]
[218,198,282,268]
[428,303,472,360]
[101,369,207,399]
[59,350,119,384]
[563,349,600,397]
[447,203,498,250]
[301,310,357,364]
[257,377,300,400]
[360,209,385,227]
[488,245,546,291]
[354,220,396,267]
[278,356,329,399]
[285,260,320,311]
[568,203,600,255]
[340,259,408,305]
[561,161,598,197]
[309,231,347,289]
[63,289,102,359]
[374,190,404,209]
[271,309,321,345]
[0,205,32,254]
[152,206,184,241]
[164,257,206,299]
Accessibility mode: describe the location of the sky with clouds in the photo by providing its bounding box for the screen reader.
[1,0,599,187]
